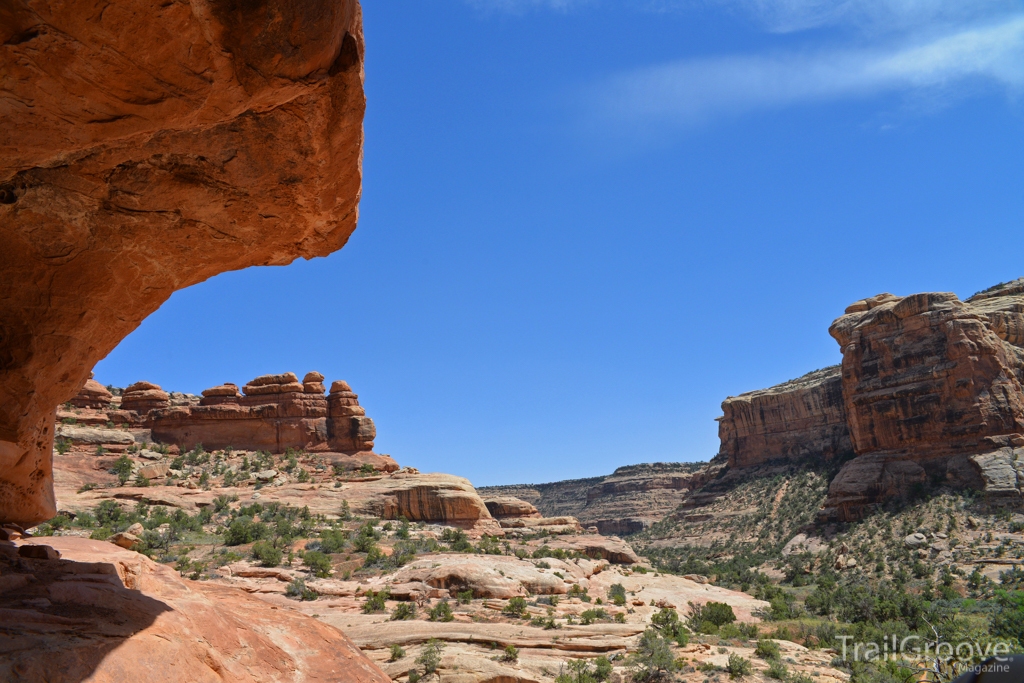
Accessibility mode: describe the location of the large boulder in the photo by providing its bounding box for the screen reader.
[1,536,388,682]
[0,0,366,526]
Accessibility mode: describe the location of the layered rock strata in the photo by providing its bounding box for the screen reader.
[120,381,170,414]
[69,378,113,410]
[822,288,1024,519]
[149,372,376,454]
[718,366,853,469]
[481,463,706,535]
[716,279,1024,520]
[0,0,366,526]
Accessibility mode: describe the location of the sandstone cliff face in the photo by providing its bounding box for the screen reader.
[821,288,1024,519]
[718,366,853,469]
[149,372,375,454]
[0,0,366,526]
[718,280,1024,520]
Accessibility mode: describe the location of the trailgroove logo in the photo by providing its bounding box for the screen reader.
[837,635,1013,664]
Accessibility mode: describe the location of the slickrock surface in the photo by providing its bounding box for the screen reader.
[544,535,642,565]
[0,0,366,526]
[0,537,388,683]
[149,372,377,454]
[387,553,596,598]
[718,366,853,469]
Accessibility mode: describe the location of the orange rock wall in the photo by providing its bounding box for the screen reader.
[718,366,853,469]
[0,0,365,525]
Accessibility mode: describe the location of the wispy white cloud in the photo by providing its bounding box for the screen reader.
[589,15,1024,128]
[655,0,1021,34]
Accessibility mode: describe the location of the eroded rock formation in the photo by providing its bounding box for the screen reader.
[0,0,366,526]
[822,287,1024,519]
[149,372,375,454]
[718,366,853,469]
[69,378,113,410]
[120,381,170,414]
[718,279,1024,520]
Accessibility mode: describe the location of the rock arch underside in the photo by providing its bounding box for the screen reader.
[0,0,366,528]
[0,2,394,679]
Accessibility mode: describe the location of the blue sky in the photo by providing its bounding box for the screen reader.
[95,0,1024,486]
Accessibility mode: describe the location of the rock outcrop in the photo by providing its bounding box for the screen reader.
[718,366,853,469]
[822,287,1024,519]
[1,537,389,682]
[69,378,113,410]
[715,279,1024,520]
[120,381,170,414]
[0,0,366,526]
[149,372,376,454]
[347,471,500,533]
[483,495,541,519]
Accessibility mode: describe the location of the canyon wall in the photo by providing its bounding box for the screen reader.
[481,462,706,535]
[718,366,853,469]
[720,279,1024,520]
[0,0,366,526]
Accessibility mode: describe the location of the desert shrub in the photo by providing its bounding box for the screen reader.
[441,527,472,552]
[755,639,781,660]
[580,608,611,625]
[501,644,519,662]
[362,588,390,613]
[396,517,411,539]
[303,550,332,578]
[457,589,474,604]
[224,518,268,546]
[251,540,282,567]
[726,654,752,678]
[318,528,348,554]
[429,599,454,622]
[687,601,736,634]
[55,437,72,455]
[766,659,788,680]
[503,596,528,618]
[353,521,381,553]
[627,629,677,681]
[390,644,406,661]
[286,578,317,601]
[650,607,689,645]
[113,454,133,486]
[417,639,445,678]
[609,583,627,606]
[391,602,416,621]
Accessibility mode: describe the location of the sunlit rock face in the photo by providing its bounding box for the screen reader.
[718,280,1024,521]
[0,0,366,526]
[148,373,377,454]
[718,367,853,470]
[822,286,1024,520]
